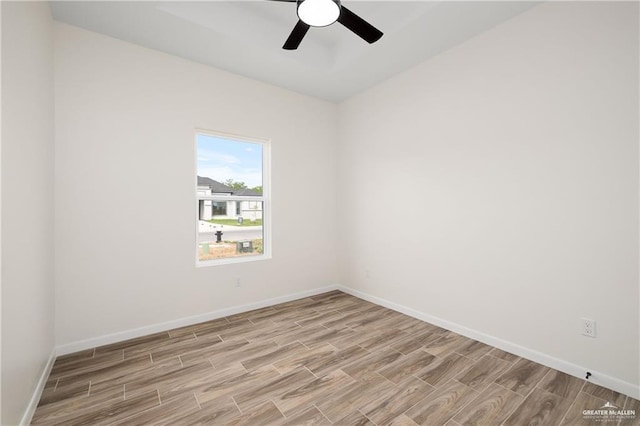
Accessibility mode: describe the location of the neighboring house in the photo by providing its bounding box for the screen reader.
[197,176,262,221]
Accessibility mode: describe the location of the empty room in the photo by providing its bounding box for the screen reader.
[1,0,639,424]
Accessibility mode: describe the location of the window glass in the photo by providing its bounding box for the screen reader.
[196,133,267,264]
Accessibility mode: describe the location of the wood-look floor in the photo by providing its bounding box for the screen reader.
[33,291,639,425]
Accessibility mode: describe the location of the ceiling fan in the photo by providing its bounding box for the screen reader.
[270,0,383,50]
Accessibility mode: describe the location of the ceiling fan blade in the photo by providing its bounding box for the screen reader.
[283,20,310,50]
[337,6,383,44]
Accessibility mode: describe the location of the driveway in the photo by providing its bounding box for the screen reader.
[198,221,262,243]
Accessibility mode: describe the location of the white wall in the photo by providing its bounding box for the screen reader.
[338,2,639,390]
[1,2,4,420]
[1,2,55,424]
[54,23,339,346]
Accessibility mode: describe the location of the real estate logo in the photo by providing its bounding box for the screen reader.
[583,401,635,422]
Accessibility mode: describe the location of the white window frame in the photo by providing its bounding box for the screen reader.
[195,129,271,267]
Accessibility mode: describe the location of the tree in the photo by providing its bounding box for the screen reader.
[224,179,262,195]
[224,179,247,191]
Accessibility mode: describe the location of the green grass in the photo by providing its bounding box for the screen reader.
[209,218,263,227]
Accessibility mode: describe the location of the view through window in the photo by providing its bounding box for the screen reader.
[196,132,268,264]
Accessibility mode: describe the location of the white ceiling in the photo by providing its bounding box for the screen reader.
[50,1,538,102]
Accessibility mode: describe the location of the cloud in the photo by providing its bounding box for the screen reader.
[197,137,263,188]
[198,149,241,165]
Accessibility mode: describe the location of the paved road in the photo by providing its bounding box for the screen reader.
[199,227,262,243]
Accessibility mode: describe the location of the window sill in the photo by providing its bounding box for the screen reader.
[196,253,272,267]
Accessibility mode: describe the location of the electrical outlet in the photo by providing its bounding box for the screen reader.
[581,318,596,338]
[235,278,241,288]
[365,269,370,279]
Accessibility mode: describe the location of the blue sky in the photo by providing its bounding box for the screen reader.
[197,134,263,188]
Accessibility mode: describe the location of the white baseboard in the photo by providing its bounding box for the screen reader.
[20,348,56,426]
[56,285,339,356]
[337,285,640,400]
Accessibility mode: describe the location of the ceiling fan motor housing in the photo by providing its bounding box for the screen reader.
[297,0,342,27]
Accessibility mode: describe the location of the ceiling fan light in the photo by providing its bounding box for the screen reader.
[297,0,340,27]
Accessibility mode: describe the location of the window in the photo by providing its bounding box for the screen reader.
[196,131,270,265]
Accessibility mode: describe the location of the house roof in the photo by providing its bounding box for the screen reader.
[197,176,260,196]
[197,176,233,194]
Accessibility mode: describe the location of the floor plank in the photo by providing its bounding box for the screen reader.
[361,376,435,425]
[452,382,524,425]
[454,354,511,392]
[494,358,550,396]
[378,350,437,384]
[404,379,478,425]
[281,405,331,425]
[316,372,395,422]
[275,369,357,416]
[415,352,473,387]
[504,388,572,425]
[537,369,584,400]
